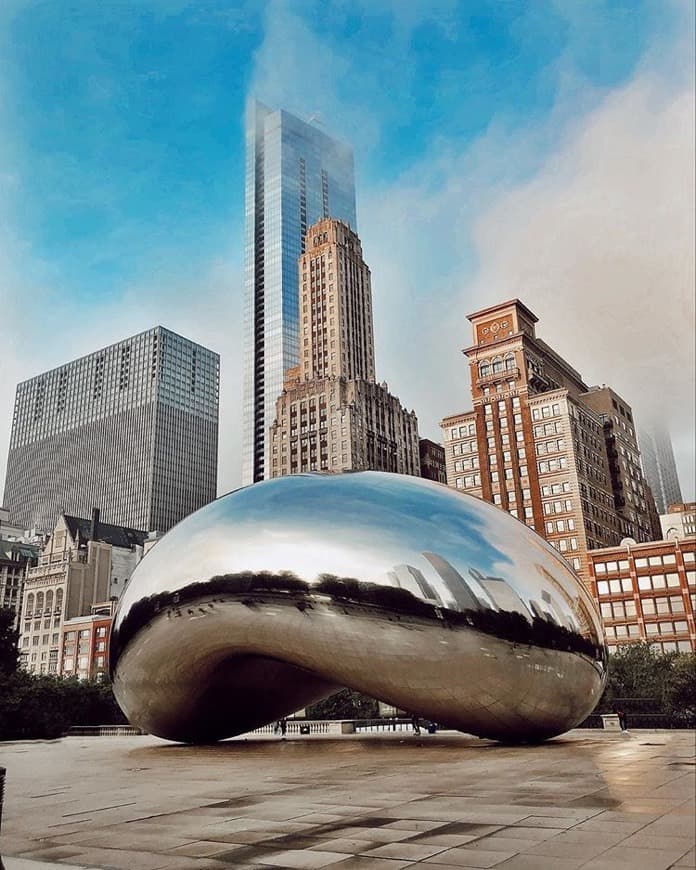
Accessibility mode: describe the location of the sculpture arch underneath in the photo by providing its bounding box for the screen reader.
[110,472,607,743]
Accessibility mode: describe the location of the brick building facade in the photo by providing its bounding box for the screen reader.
[588,537,695,653]
[440,300,657,582]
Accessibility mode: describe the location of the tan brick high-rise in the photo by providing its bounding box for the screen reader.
[270,219,419,477]
[440,299,657,583]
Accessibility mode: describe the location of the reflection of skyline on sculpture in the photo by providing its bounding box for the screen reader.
[111,472,606,743]
[116,472,601,644]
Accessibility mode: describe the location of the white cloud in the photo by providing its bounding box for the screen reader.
[360,37,695,498]
[468,74,694,462]
[1,0,693,515]
[0,244,244,501]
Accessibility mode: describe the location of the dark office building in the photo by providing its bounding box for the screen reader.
[419,439,447,484]
[3,327,219,533]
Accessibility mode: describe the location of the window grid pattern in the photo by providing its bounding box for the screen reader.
[3,327,219,533]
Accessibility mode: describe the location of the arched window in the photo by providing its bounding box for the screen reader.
[26,593,34,617]
[504,353,516,371]
[479,360,490,377]
[55,588,64,613]
[46,590,54,613]
[36,592,44,614]
[492,357,503,373]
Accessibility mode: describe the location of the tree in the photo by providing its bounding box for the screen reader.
[665,653,696,715]
[600,643,689,712]
[307,689,379,720]
[0,671,127,741]
[0,608,19,676]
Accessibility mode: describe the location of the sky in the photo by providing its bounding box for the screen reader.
[0,0,693,501]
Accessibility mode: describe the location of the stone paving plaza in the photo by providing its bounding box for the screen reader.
[1,730,694,870]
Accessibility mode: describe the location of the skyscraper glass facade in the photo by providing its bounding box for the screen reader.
[242,101,356,483]
[639,425,684,514]
[3,327,219,533]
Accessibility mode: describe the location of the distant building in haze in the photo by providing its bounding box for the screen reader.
[269,219,420,478]
[2,326,219,533]
[243,101,357,484]
[639,425,684,514]
[439,299,657,582]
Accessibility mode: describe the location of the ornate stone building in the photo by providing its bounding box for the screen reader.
[270,219,419,477]
[440,299,657,583]
[0,539,39,629]
[18,510,147,675]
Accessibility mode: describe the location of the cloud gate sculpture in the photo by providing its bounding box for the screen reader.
[110,472,606,743]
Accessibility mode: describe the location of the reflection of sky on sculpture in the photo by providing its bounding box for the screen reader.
[115,472,600,638]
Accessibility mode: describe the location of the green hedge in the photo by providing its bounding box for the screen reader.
[0,671,127,740]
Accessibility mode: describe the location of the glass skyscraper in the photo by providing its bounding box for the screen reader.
[242,101,357,483]
[639,424,684,514]
[3,327,219,533]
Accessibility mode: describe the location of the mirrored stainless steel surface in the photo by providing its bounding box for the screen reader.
[110,472,607,743]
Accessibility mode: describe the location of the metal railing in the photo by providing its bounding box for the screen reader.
[578,712,696,729]
[0,766,5,833]
[476,367,520,386]
[252,720,332,735]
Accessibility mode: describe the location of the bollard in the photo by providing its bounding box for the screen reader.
[0,766,5,833]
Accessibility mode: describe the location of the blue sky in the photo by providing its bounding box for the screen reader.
[0,0,693,497]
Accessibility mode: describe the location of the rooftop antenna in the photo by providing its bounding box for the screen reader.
[306,111,324,127]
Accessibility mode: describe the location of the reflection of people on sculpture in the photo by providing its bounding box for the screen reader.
[411,714,421,735]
